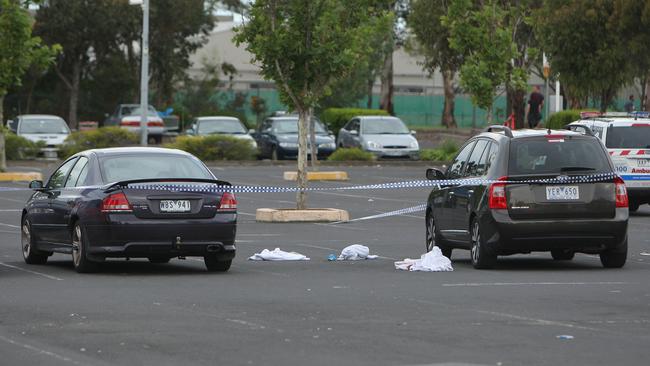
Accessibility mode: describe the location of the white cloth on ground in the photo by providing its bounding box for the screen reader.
[337,244,378,261]
[248,248,310,261]
[394,247,453,272]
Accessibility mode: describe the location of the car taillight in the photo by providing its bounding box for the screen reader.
[614,176,628,208]
[148,120,164,127]
[101,192,132,212]
[218,192,237,211]
[120,119,140,127]
[488,176,508,209]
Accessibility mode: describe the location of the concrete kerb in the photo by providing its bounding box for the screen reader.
[0,172,42,182]
[283,171,349,181]
[256,208,349,223]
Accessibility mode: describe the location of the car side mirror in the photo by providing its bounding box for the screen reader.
[29,180,44,190]
[426,168,446,181]
[186,128,194,135]
[411,130,417,135]
[350,130,359,136]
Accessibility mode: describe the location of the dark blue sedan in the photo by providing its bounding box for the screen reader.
[21,147,237,273]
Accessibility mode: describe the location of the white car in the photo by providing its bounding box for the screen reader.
[337,116,419,159]
[8,115,71,159]
[186,116,257,149]
[568,111,650,211]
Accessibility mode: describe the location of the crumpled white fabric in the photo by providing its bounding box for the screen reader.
[337,244,379,261]
[394,247,453,272]
[248,248,310,261]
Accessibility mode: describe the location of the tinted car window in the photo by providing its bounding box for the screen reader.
[272,119,327,134]
[508,137,610,176]
[100,154,213,183]
[484,141,498,174]
[198,119,246,134]
[65,157,89,187]
[48,158,78,189]
[605,126,650,148]
[447,141,476,179]
[465,140,489,177]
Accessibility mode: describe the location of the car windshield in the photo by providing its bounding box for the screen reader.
[100,154,213,183]
[362,118,410,134]
[198,119,247,134]
[123,105,158,117]
[508,137,610,176]
[18,117,69,134]
[605,125,650,148]
[272,118,327,134]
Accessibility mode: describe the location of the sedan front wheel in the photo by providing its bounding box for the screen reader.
[21,219,48,265]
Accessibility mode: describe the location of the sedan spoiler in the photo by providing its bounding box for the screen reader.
[103,178,232,192]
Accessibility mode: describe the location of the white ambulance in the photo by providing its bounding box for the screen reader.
[568,111,650,212]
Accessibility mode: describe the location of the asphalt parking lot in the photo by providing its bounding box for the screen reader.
[1,164,650,366]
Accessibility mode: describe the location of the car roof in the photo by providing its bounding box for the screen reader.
[82,147,192,157]
[17,114,65,120]
[196,116,240,121]
[481,128,585,139]
[355,116,401,121]
[577,117,650,126]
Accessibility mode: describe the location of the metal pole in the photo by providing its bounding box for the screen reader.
[139,0,149,146]
[555,80,560,112]
[545,78,549,122]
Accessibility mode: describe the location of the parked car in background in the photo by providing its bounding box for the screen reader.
[7,114,71,159]
[21,147,237,273]
[568,111,650,212]
[337,116,419,159]
[104,104,165,144]
[185,116,257,149]
[253,115,336,160]
[425,125,628,269]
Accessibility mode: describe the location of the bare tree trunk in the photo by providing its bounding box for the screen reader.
[644,75,650,111]
[68,60,81,130]
[0,93,6,171]
[441,70,457,128]
[367,78,374,109]
[308,106,318,171]
[296,107,310,210]
[486,105,493,125]
[512,89,526,129]
[379,49,394,115]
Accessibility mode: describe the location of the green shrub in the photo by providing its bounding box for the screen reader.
[165,135,256,161]
[545,110,583,130]
[327,148,375,161]
[420,140,458,162]
[321,108,389,135]
[4,132,45,160]
[60,127,139,158]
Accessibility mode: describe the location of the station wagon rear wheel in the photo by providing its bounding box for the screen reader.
[426,213,451,258]
[600,237,627,268]
[72,224,98,273]
[21,219,48,265]
[470,219,496,269]
[551,249,575,261]
[204,255,231,272]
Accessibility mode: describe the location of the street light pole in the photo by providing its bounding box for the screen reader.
[138,0,149,146]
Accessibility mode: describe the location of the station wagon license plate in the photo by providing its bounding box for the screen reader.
[546,186,579,200]
[160,200,191,212]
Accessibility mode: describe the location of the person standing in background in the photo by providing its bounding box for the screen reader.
[525,86,544,128]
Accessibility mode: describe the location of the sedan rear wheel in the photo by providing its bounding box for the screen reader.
[470,219,496,269]
[204,255,232,272]
[72,224,98,273]
[21,219,48,265]
[425,213,451,258]
[148,256,171,264]
[271,147,279,161]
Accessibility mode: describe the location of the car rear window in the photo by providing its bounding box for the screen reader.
[508,137,610,176]
[100,154,213,183]
[605,125,650,148]
[19,118,69,134]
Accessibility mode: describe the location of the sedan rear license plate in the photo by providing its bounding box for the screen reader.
[546,186,579,200]
[160,200,191,212]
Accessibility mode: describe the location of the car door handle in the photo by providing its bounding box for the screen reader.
[467,190,474,195]
[448,192,455,196]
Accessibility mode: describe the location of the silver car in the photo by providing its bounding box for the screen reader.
[8,114,71,159]
[337,116,419,159]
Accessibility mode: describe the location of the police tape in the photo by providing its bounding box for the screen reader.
[0,172,620,194]
[332,203,428,224]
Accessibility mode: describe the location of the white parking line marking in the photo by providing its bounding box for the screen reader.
[0,262,64,281]
[0,334,84,365]
[313,222,369,231]
[0,209,21,212]
[0,222,19,228]
[476,309,599,331]
[238,212,256,217]
[0,197,25,203]
[442,281,631,287]
[313,190,421,203]
[239,234,282,237]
